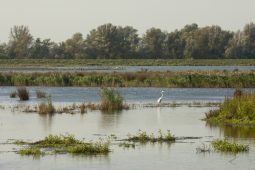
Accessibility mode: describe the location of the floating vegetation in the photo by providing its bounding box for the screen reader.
[211,139,249,153]
[38,97,55,114]
[100,88,129,111]
[16,134,110,156]
[17,87,29,101]
[205,89,255,125]
[126,130,175,143]
[36,90,47,98]
[9,91,17,98]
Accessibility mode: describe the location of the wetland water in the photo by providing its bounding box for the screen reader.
[0,87,255,170]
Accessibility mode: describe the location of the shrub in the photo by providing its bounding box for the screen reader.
[17,87,29,101]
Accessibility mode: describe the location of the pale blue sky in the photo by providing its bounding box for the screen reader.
[0,0,254,42]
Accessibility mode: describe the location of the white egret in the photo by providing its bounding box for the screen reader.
[157,90,165,103]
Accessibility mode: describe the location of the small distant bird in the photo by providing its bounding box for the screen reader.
[157,90,165,103]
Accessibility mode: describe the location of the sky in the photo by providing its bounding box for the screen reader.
[0,0,255,42]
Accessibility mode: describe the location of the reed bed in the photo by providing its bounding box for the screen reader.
[1,70,255,88]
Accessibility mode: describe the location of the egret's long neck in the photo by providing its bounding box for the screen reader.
[161,92,164,98]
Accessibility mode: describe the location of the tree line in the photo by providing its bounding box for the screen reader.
[1,23,255,59]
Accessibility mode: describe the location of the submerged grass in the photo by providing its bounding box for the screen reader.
[126,130,175,143]
[205,90,255,125]
[211,139,249,153]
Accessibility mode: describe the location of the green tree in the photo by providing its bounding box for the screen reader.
[8,25,33,58]
[30,38,54,58]
[64,33,86,58]
[140,28,167,58]
[225,23,255,58]
[0,43,8,58]
[85,23,139,59]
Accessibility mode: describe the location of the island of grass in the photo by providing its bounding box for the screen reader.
[211,139,249,153]
[205,90,255,125]
[126,130,175,143]
[16,134,110,156]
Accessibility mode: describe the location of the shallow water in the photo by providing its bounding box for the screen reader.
[1,65,255,73]
[1,87,255,105]
[0,88,255,170]
[0,107,254,170]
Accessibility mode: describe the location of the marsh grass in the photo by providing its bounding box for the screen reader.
[17,87,29,101]
[17,147,43,156]
[100,88,129,111]
[126,130,175,143]
[67,142,109,155]
[36,90,47,98]
[16,134,110,156]
[205,90,255,125]
[38,97,55,114]
[33,134,82,147]
[1,70,255,88]
[211,139,249,153]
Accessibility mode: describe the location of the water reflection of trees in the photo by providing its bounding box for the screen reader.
[206,122,255,138]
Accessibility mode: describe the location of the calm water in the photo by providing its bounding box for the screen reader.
[1,87,255,105]
[1,65,255,73]
[0,88,254,170]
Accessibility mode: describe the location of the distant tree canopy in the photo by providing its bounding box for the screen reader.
[1,23,255,59]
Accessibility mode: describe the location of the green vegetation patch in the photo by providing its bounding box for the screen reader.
[126,130,175,143]
[16,134,110,156]
[17,147,44,156]
[205,90,255,125]
[100,88,129,111]
[211,139,249,153]
[1,71,255,88]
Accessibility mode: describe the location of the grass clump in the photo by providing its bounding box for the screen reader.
[36,90,47,98]
[67,142,109,155]
[17,147,43,156]
[34,134,81,147]
[100,88,129,111]
[127,130,175,143]
[211,139,249,153]
[38,97,55,114]
[10,91,17,98]
[205,89,255,125]
[17,87,29,101]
